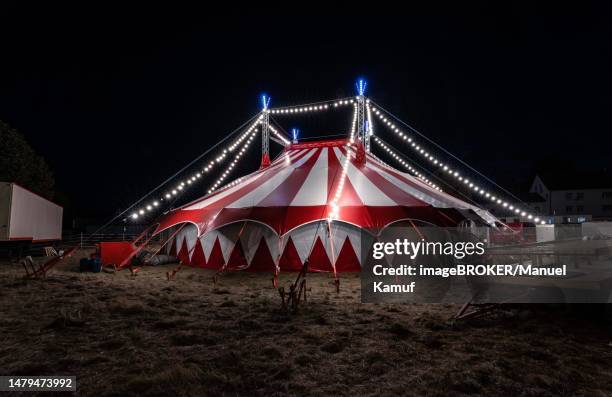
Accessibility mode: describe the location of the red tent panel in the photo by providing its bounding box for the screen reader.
[278,237,303,272]
[227,241,249,270]
[204,237,225,270]
[334,236,361,272]
[246,237,276,273]
[308,237,334,272]
[191,240,207,268]
[177,238,190,265]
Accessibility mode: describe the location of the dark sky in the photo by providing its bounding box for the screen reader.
[0,4,611,223]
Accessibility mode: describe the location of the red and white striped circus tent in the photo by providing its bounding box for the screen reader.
[153,138,496,274]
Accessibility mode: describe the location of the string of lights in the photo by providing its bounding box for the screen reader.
[219,176,245,192]
[372,136,502,211]
[369,105,545,224]
[94,111,263,229]
[210,116,262,170]
[125,83,545,225]
[228,116,262,151]
[372,137,441,191]
[269,98,355,115]
[370,100,531,204]
[328,143,354,220]
[267,124,291,146]
[349,103,358,142]
[129,117,263,221]
[208,131,258,194]
[366,102,374,140]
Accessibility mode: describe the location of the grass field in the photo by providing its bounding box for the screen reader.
[1,251,611,396]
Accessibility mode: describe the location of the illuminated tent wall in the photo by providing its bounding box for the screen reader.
[156,139,496,273]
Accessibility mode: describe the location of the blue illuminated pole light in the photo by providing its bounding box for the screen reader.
[261,94,271,110]
[356,78,367,96]
[292,128,299,143]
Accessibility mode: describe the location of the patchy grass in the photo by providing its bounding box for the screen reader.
[385,321,412,338]
[0,251,611,395]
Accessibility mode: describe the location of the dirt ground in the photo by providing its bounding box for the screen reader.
[1,250,611,396]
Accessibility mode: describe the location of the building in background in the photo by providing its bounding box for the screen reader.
[530,172,612,223]
[484,171,612,224]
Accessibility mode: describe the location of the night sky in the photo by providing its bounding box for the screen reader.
[1,4,610,223]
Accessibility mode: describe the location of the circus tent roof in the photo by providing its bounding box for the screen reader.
[154,138,496,237]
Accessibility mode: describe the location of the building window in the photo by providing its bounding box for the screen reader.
[602,191,612,200]
[575,192,584,200]
[576,205,584,213]
[603,205,612,212]
[566,206,573,213]
[565,192,573,200]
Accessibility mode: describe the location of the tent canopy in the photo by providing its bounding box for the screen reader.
[155,138,496,239]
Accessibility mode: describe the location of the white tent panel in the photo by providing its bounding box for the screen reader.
[215,223,244,263]
[333,148,396,206]
[329,221,362,264]
[239,222,266,264]
[290,148,329,206]
[201,229,221,262]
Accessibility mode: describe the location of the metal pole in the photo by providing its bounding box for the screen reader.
[259,94,271,168]
[355,79,370,152]
[357,95,366,147]
[261,109,270,168]
[365,99,373,153]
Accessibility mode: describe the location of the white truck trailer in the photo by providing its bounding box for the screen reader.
[0,182,63,245]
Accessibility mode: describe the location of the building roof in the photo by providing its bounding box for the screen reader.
[536,170,612,191]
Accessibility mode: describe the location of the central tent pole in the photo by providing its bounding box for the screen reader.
[260,94,271,168]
